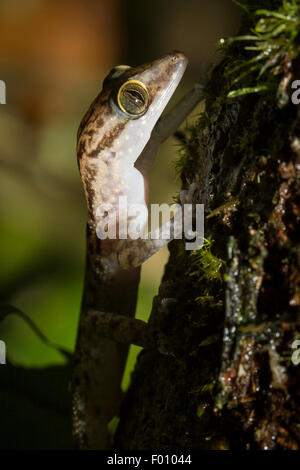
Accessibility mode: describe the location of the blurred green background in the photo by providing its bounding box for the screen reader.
[0,0,240,390]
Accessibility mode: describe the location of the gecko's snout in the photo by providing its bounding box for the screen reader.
[160,51,188,72]
[147,51,188,86]
[161,51,188,80]
[170,51,188,66]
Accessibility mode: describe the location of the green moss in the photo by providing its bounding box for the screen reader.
[195,110,211,129]
[173,1,300,177]
[174,144,191,177]
[190,239,225,284]
[223,0,300,98]
[174,109,211,176]
[279,349,293,363]
[195,295,223,309]
[228,85,269,98]
[206,200,240,220]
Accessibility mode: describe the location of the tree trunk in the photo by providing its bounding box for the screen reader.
[115,0,300,450]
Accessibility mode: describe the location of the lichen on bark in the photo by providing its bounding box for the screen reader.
[115,0,300,450]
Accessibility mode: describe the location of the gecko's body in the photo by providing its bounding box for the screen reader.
[73,52,202,449]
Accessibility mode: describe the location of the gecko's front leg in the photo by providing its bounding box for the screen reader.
[117,182,202,270]
[73,53,192,449]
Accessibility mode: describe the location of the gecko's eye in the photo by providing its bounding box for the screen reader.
[116,80,149,118]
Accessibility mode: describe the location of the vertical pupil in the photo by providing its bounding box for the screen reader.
[125,89,144,103]
[117,82,149,117]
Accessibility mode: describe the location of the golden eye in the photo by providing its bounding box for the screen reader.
[117,80,149,118]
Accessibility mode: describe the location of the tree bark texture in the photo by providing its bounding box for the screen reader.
[115,1,300,450]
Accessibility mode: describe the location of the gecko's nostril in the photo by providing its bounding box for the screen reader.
[170,51,188,67]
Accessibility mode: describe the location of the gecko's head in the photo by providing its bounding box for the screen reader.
[106,52,187,123]
[108,52,187,161]
[77,52,188,167]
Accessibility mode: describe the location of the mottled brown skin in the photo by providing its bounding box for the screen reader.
[73,89,142,448]
[72,53,187,449]
[72,233,141,449]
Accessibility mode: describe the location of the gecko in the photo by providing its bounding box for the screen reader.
[72,52,203,449]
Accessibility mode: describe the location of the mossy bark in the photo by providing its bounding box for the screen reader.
[115,0,300,450]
